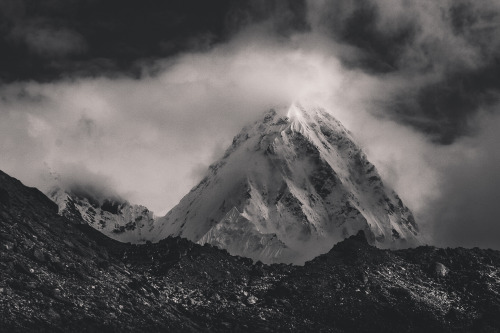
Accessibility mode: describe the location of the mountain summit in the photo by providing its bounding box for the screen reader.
[153,103,419,263]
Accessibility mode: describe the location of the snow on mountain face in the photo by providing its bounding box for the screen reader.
[153,103,420,264]
[48,187,156,243]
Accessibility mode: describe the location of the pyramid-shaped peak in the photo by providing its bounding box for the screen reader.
[153,104,420,264]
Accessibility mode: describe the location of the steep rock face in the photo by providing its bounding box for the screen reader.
[154,103,419,263]
[48,187,156,243]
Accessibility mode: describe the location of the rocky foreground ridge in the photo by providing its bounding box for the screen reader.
[1,169,499,332]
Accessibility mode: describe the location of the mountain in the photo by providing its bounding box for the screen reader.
[153,103,419,264]
[0,169,197,331]
[1,169,500,332]
[48,187,156,243]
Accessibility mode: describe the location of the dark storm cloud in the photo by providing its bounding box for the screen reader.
[224,0,308,35]
[12,24,87,58]
[309,0,417,72]
[0,0,308,82]
[307,0,500,143]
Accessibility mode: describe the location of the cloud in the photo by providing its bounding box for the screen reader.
[0,0,309,82]
[306,0,500,142]
[0,36,347,214]
[14,25,87,58]
[49,163,124,206]
[0,31,443,223]
[0,0,499,250]
[423,107,500,249]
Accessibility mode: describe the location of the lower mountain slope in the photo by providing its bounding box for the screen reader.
[1,169,500,332]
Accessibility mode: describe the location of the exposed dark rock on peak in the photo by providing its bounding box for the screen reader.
[100,199,122,215]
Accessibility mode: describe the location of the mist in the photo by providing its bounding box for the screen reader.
[0,0,499,248]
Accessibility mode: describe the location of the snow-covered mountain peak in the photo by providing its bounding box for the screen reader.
[47,186,157,243]
[153,103,420,264]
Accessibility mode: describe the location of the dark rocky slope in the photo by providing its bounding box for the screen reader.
[1,170,499,332]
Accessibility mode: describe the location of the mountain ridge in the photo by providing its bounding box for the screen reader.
[1,168,500,332]
[48,186,156,243]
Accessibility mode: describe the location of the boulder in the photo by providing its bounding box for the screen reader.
[434,262,449,278]
[32,248,46,262]
[246,295,258,305]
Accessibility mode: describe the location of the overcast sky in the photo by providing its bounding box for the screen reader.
[0,0,499,249]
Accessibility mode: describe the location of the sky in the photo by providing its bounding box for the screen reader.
[0,0,499,249]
